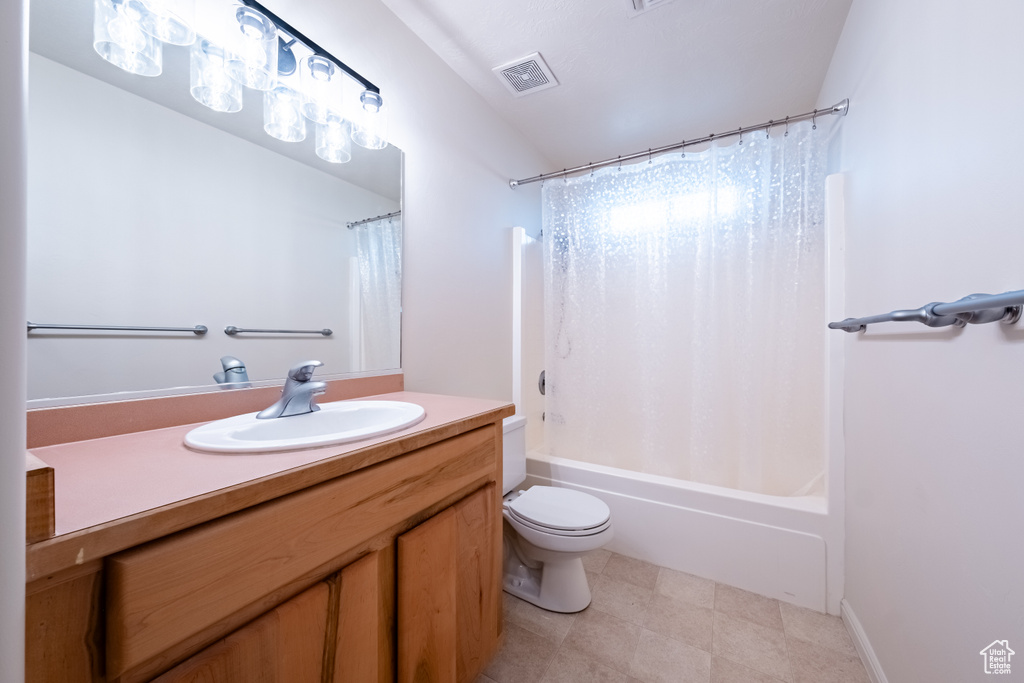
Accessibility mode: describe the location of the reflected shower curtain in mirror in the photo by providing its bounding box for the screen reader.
[355,216,402,370]
[542,121,829,496]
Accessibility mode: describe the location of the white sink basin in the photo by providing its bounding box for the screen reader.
[184,400,426,453]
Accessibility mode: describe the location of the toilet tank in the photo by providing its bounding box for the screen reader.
[502,415,527,495]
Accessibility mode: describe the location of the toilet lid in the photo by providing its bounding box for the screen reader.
[506,486,610,531]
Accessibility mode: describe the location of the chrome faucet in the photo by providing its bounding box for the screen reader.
[213,355,251,388]
[256,360,327,419]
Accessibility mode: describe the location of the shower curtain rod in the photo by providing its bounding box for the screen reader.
[508,98,849,189]
[346,210,402,229]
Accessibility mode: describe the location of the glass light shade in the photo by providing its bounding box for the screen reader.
[138,0,195,46]
[300,55,345,125]
[190,39,243,113]
[93,0,163,77]
[351,91,389,150]
[315,119,352,164]
[263,86,306,142]
[225,4,278,91]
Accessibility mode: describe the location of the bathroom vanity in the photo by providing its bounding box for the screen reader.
[25,384,513,683]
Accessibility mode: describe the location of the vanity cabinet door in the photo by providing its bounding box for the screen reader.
[151,581,329,683]
[396,483,501,683]
[332,547,395,683]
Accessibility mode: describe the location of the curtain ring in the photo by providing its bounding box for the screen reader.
[784,116,790,137]
[617,155,622,171]
[812,111,818,130]
[680,141,685,158]
[766,120,773,140]
[563,169,567,184]
[589,163,594,177]
[648,148,653,164]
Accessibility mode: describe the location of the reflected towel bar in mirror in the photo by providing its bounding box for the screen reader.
[828,289,1024,332]
[27,322,208,335]
[224,326,333,336]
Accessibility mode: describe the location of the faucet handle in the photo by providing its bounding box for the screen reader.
[288,360,323,382]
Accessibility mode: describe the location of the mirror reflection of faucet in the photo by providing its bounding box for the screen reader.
[213,356,251,389]
[257,360,327,419]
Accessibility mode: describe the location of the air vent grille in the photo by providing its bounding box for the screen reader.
[492,52,559,97]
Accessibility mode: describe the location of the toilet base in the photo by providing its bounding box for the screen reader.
[502,532,593,613]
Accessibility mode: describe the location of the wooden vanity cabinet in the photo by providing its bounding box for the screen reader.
[26,421,504,683]
[152,581,331,683]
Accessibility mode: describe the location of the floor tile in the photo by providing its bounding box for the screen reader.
[493,554,870,683]
[562,607,643,674]
[715,584,784,631]
[711,656,787,683]
[540,645,629,682]
[628,629,712,683]
[603,553,660,590]
[712,612,792,682]
[655,567,716,609]
[582,548,613,574]
[643,592,714,651]
[779,602,858,657]
[505,592,577,644]
[787,637,871,683]
[484,622,559,683]
[590,574,654,625]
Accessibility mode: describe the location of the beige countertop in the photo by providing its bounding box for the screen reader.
[27,391,513,581]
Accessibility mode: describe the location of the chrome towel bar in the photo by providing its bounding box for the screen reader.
[27,322,207,335]
[224,326,333,336]
[829,290,1024,333]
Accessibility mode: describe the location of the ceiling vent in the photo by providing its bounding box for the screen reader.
[628,0,675,16]
[492,52,559,97]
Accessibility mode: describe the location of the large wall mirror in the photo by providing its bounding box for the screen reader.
[27,0,403,404]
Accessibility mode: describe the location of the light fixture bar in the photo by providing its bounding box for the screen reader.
[240,0,380,94]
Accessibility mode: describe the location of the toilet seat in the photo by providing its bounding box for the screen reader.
[505,486,610,535]
[507,509,611,537]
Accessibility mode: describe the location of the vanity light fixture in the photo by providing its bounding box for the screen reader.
[93,0,163,77]
[316,119,353,164]
[300,54,345,125]
[264,85,306,142]
[91,0,389,156]
[351,90,389,151]
[190,38,243,113]
[225,3,278,91]
[137,0,196,46]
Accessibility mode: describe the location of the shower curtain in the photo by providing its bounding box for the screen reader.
[355,215,402,371]
[542,121,829,496]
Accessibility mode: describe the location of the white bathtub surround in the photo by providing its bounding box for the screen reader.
[519,176,848,615]
[540,122,833,497]
[525,453,833,613]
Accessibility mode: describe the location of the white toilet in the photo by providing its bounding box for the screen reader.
[501,415,613,613]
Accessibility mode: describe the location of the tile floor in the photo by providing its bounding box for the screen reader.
[477,550,870,683]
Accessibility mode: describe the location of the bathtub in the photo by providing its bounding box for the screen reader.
[523,450,833,612]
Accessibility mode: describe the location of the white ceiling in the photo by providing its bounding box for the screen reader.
[381,0,853,171]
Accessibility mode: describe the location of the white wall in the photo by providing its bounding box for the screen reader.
[27,55,398,400]
[819,1,1024,680]
[0,1,27,680]
[263,0,547,402]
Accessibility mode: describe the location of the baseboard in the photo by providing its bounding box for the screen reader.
[841,599,888,683]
